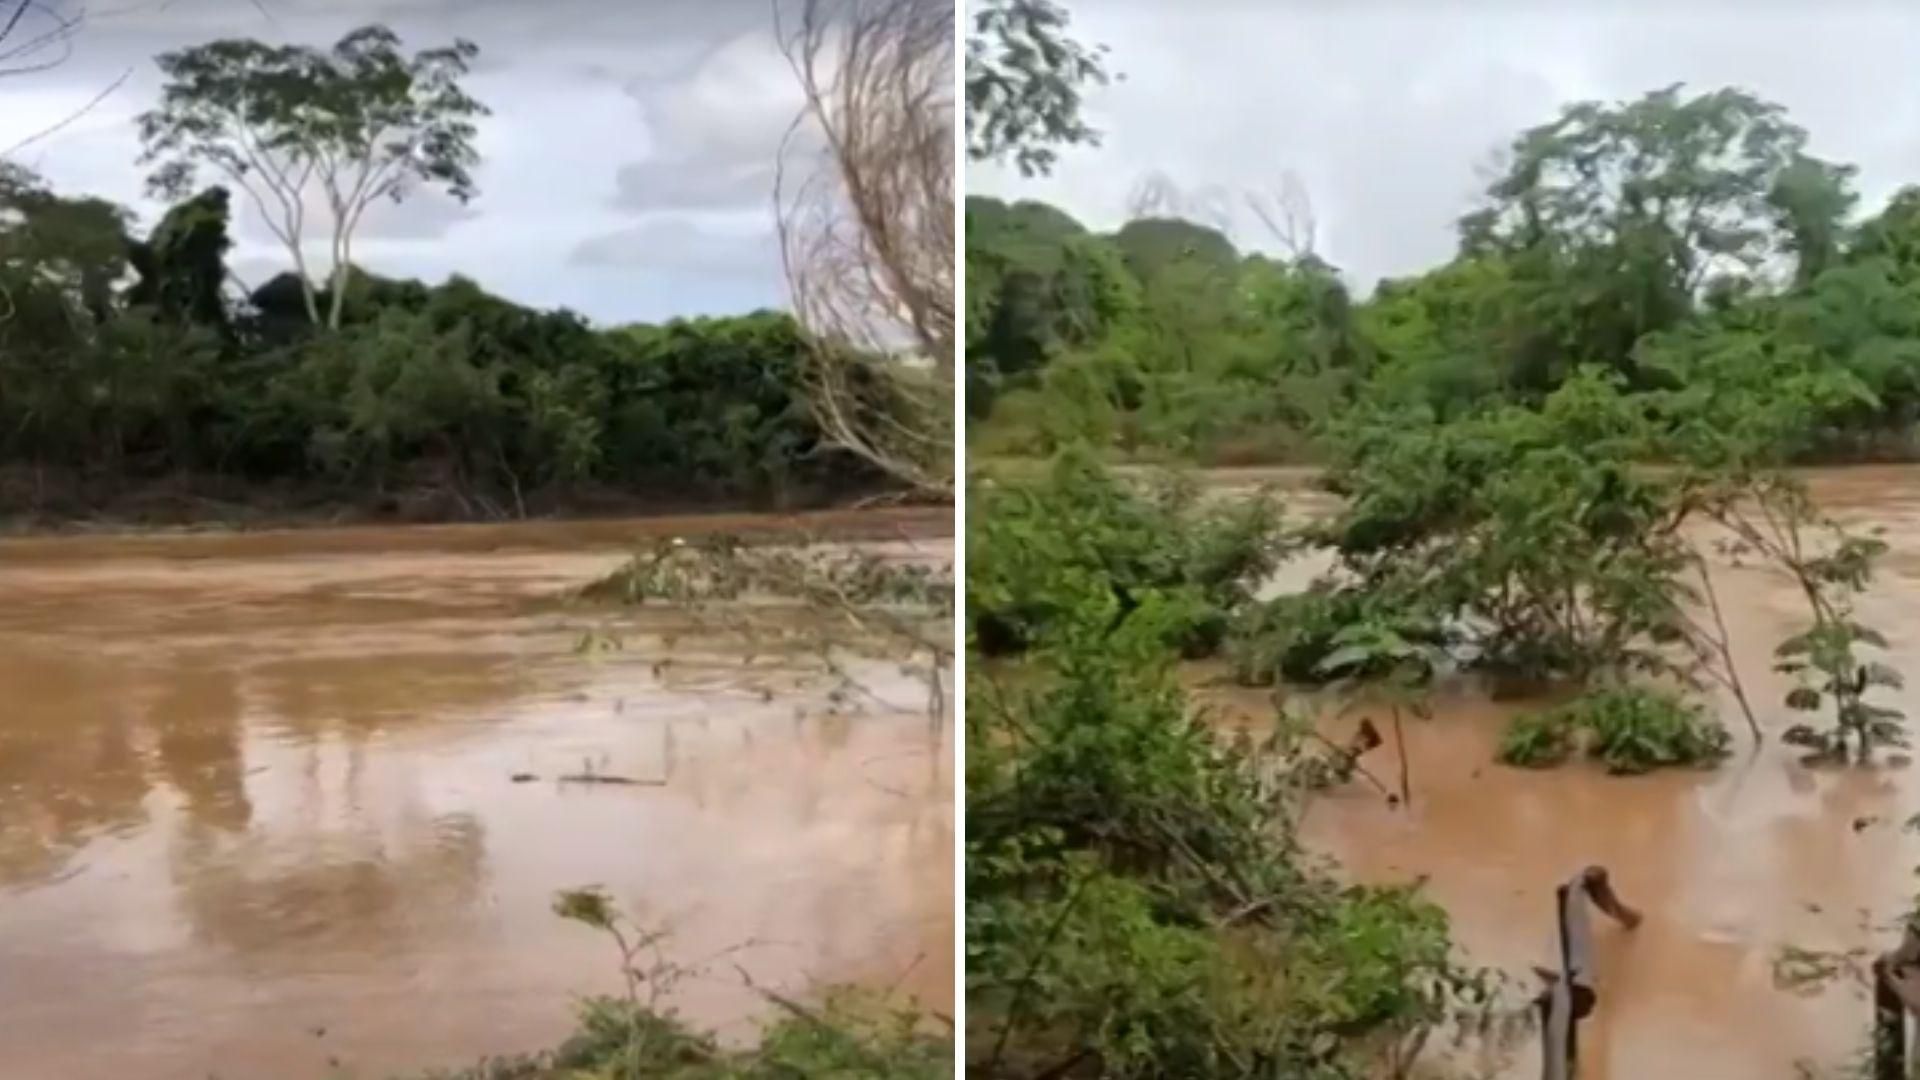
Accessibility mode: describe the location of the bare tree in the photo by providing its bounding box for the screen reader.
[1245,169,1316,260]
[1126,169,1233,234]
[774,0,954,500]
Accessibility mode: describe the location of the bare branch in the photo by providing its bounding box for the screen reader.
[774,0,954,500]
[2,65,130,158]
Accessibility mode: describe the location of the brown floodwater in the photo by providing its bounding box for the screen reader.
[1194,464,1920,1079]
[0,507,952,1080]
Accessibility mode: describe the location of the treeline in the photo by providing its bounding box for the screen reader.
[0,164,876,522]
[967,84,1920,464]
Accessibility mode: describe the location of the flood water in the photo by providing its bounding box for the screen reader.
[1197,465,1920,1078]
[0,508,952,1079]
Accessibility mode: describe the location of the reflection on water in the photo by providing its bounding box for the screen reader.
[0,507,951,1080]
[1195,465,1920,1079]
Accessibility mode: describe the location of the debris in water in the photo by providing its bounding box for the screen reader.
[507,771,663,786]
[1771,944,1868,996]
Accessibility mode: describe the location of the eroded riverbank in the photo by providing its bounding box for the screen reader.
[0,508,951,1079]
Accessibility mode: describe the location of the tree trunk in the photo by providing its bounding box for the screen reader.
[328,259,353,330]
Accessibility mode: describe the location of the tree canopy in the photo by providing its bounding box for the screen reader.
[138,24,488,328]
[967,83,1920,465]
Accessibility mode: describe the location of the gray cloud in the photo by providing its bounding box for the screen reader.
[0,0,808,323]
[969,1,1920,295]
[571,217,780,277]
[609,26,820,216]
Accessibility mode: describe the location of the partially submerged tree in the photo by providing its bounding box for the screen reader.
[137,24,487,329]
[776,0,954,498]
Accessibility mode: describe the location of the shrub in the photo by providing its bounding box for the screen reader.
[967,456,1499,1078]
[1500,687,1731,774]
[1496,709,1576,768]
[966,449,1287,658]
[1228,576,1451,687]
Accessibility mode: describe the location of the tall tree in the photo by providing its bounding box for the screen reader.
[965,0,1109,176]
[137,24,487,330]
[1458,85,1856,389]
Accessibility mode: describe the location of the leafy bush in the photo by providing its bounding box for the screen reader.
[1308,370,1699,685]
[1228,577,1451,687]
[967,457,1499,1079]
[966,450,1287,657]
[1499,687,1731,774]
[1497,709,1575,768]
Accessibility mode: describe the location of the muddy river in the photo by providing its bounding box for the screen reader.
[1196,465,1920,1078]
[0,508,952,1079]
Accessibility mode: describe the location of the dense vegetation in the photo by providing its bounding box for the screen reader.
[966,16,1919,1069]
[966,456,1506,1078]
[0,161,878,523]
[968,85,1920,467]
[0,25,893,528]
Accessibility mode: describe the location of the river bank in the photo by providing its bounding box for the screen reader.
[0,465,941,538]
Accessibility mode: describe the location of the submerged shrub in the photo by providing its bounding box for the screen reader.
[1499,686,1730,775]
[966,449,1287,658]
[1228,577,1451,687]
[1497,709,1576,768]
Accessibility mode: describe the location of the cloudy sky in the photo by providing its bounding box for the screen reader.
[0,0,816,324]
[967,0,1920,294]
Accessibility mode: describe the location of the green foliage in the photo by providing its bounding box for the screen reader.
[0,172,876,517]
[1500,687,1731,774]
[967,455,1501,1078]
[1497,709,1575,768]
[406,889,949,1079]
[126,185,232,331]
[1769,528,1905,762]
[138,24,489,328]
[966,197,1364,461]
[1305,369,1697,684]
[965,0,1109,176]
[966,451,1286,657]
[966,84,1920,466]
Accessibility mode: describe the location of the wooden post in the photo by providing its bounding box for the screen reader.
[1541,866,1639,1080]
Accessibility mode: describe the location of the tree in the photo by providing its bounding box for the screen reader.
[1458,85,1856,390]
[138,24,487,330]
[965,0,1109,176]
[128,186,235,331]
[776,0,954,498]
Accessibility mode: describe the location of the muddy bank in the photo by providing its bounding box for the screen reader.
[1193,464,1920,1079]
[0,514,952,1079]
[0,465,943,538]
